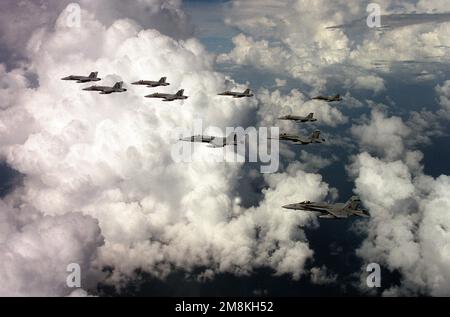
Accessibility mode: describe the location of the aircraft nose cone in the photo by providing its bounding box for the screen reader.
[132,81,140,85]
[282,204,297,210]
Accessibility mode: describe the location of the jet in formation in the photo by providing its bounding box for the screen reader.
[180,133,241,148]
[145,89,188,102]
[218,89,254,98]
[283,196,369,219]
[275,130,325,145]
[312,94,342,102]
[61,72,101,83]
[83,81,127,94]
[278,113,317,123]
[132,77,170,88]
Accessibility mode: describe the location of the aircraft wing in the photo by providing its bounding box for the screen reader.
[100,88,113,94]
[326,205,347,218]
[294,136,310,144]
[209,137,225,148]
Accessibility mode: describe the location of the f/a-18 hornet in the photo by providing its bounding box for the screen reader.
[276,130,325,145]
[278,113,317,123]
[180,133,242,148]
[312,94,343,102]
[83,81,127,94]
[283,196,369,219]
[61,72,101,83]
[145,89,188,102]
[132,77,170,88]
[218,89,254,98]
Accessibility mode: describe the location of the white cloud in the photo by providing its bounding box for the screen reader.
[220,0,450,91]
[351,109,412,160]
[257,88,348,128]
[350,152,450,296]
[0,4,334,295]
[0,0,193,63]
[436,80,450,119]
[310,266,337,285]
[347,75,386,93]
[274,78,287,87]
[297,151,337,173]
[0,201,104,296]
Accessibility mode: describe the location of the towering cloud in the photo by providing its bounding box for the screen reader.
[350,152,450,296]
[0,3,334,295]
[0,201,104,296]
[2,0,449,297]
[0,0,193,65]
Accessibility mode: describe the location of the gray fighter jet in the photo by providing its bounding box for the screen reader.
[218,89,254,98]
[61,72,101,83]
[82,81,127,94]
[312,94,343,102]
[145,89,188,102]
[275,130,325,145]
[132,77,170,88]
[278,113,317,123]
[180,133,241,148]
[283,196,369,219]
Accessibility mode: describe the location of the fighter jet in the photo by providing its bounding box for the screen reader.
[145,89,188,102]
[61,72,101,83]
[218,89,254,98]
[278,113,317,123]
[275,130,325,145]
[180,133,241,148]
[132,77,170,88]
[82,81,127,94]
[312,94,343,102]
[283,196,369,219]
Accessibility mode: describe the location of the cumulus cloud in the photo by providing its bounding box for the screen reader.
[256,88,348,128]
[297,151,337,173]
[350,152,450,296]
[310,266,337,285]
[351,109,412,160]
[0,3,335,295]
[0,200,104,296]
[347,75,386,93]
[346,72,450,295]
[221,0,450,297]
[0,0,193,65]
[3,0,448,298]
[220,0,450,90]
[350,106,446,168]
